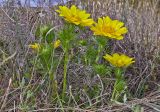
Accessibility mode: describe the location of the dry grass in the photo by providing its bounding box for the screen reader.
[0,0,160,111]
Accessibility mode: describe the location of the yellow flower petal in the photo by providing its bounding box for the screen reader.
[104,16,112,24]
[116,27,128,35]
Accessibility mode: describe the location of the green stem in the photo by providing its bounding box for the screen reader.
[96,45,102,63]
[115,68,123,80]
[56,89,65,112]
[62,50,69,99]
[111,68,122,101]
[111,79,118,101]
[49,73,57,98]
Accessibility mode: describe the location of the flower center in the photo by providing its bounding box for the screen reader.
[71,15,81,22]
[103,26,115,34]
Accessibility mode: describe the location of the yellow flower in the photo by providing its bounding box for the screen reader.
[103,53,135,67]
[90,16,128,40]
[54,40,61,48]
[56,5,94,26]
[29,43,40,50]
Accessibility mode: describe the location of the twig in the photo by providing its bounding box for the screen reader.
[0,78,12,112]
[0,52,17,67]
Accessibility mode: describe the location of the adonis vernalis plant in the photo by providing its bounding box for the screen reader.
[28,4,136,106]
[29,25,60,99]
[58,24,77,99]
[91,16,128,40]
[103,53,135,102]
[56,5,95,26]
[56,5,95,99]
